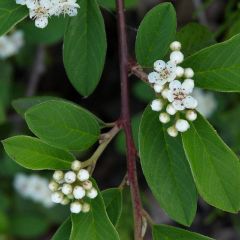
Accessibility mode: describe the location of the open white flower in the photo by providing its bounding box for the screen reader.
[167,80,198,111]
[148,60,176,85]
[59,0,80,16]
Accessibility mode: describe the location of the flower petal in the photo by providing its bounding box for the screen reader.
[154,60,166,72]
[148,72,160,83]
[172,100,185,110]
[35,17,48,28]
[182,79,194,94]
[183,96,198,109]
[169,80,181,91]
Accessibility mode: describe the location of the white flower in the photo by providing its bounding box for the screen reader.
[170,41,181,51]
[170,51,184,64]
[192,88,217,118]
[59,0,80,16]
[77,169,90,181]
[167,80,198,111]
[48,180,59,192]
[175,119,190,132]
[148,60,176,85]
[151,99,163,112]
[153,83,163,93]
[51,191,64,203]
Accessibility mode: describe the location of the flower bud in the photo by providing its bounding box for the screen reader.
[161,88,169,99]
[82,203,91,213]
[148,72,159,83]
[170,51,184,64]
[153,83,163,93]
[61,197,70,205]
[53,170,64,182]
[184,68,194,78]
[51,191,64,203]
[73,186,86,199]
[170,41,181,51]
[176,66,184,78]
[70,201,82,214]
[62,183,73,195]
[64,171,76,184]
[186,110,197,121]
[48,180,59,192]
[71,160,82,171]
[175,119,190,132]
[166,104,176,115]
[82,180,93,190]
[150,99,163,112]
[159,113,170,124]
[87,188,98,199]
[77,169,90,181]
[167,126,178,137]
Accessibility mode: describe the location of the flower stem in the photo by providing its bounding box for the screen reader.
[115,0,143,239]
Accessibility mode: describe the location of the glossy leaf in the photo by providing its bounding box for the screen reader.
[70,181,120,240]
[98,0,138,9]
[64,0,107,96]
[139,106,197,226]
[135,3,176,67]
[182,113,240,212]
[152,225,214,240]
[183,34,240,92]
[2,136,74,170]
[102,188,122,226]
[51,218,71,240]
[176,23,216,57]
[0,1,28,36]
[25,100,100,151]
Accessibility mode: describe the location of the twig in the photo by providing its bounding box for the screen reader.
[115,0,143,239]
[26,45,45,96]
[119,172,128,189]
[192,0,209,26]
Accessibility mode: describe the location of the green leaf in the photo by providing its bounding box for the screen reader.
[2,135,75,170]
[11,214,49,238]
[102,188,122,226]
[25,100,100,151]
[182,34,240,92]
[12,96,60,117]
[70,181,120,240]
[176,23,216,57]
[64,0,107,96]
[98,0,138,9]
[133,82,155,103]
[152,225,214,240]
[182,113,240,212]
[51,218,71,240]
[135,3,176,67]
[0,1,28,36]
[139,106,197,226]
[22,16,68,45]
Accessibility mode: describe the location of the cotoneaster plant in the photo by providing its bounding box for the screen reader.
[1,1,240,240]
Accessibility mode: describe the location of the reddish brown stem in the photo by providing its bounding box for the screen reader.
[115,0,143,239]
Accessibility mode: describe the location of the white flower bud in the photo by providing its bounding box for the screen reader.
[64,171,76,184]
[183,79,194,89]
[159,113,170,124]
[61,197,70,205]
[53,170,64,182]
[170,41,181,51]
[186,110,197,121]
[150,99,163,112]
[71,160,82,171]
[176,66,184,78]
[161,88,169,99]
[48,180,59,192]
[170,51,184,64]
[175,119,190,132]
[51,191,64,203]
[82,203,91,213]
[184,68,194,78]
[77,169,90,181]
[70,201,82,214]
[82,180,93,190]
[166,104,177,115]
[62,183,73,195]
[153,83,163,93]
[167,126,178,137]
[73,186,86,199]
[87,188,98,199]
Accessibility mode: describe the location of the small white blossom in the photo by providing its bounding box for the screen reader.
[82,180,93,190]
[159,113,170,124]
[184,68,194,78]
[170,41,181,51]
[170,51,184,64]
[175,119,190,132]
[161,88,169,99]
[167,80,198,111]
[151,99,163,112]
[148,60,176,85]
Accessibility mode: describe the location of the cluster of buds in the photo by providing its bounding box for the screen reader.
[48,160,97,214]
[148,41,198,137]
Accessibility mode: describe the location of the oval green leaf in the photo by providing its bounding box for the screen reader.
[183,34,240,92]
[135,3,176,67]
[63,0,107,96]
[182,113,240,212]
[51,218,71,240]
[2,135,74,170]
[102,188,122,226]
[139,106,197,226]
[70,181,120,240]
[0,1,28,36]
[152,225,214,240]
[25,100,100,151]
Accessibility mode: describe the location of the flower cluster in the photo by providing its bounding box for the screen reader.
[148,41,198,137]
[14,173,54,208]
[49,160,97,214]
[16,0,80,28]
[0,31,24,59]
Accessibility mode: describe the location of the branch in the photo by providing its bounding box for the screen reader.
[26,45,45,96]
[115,1,143,239]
